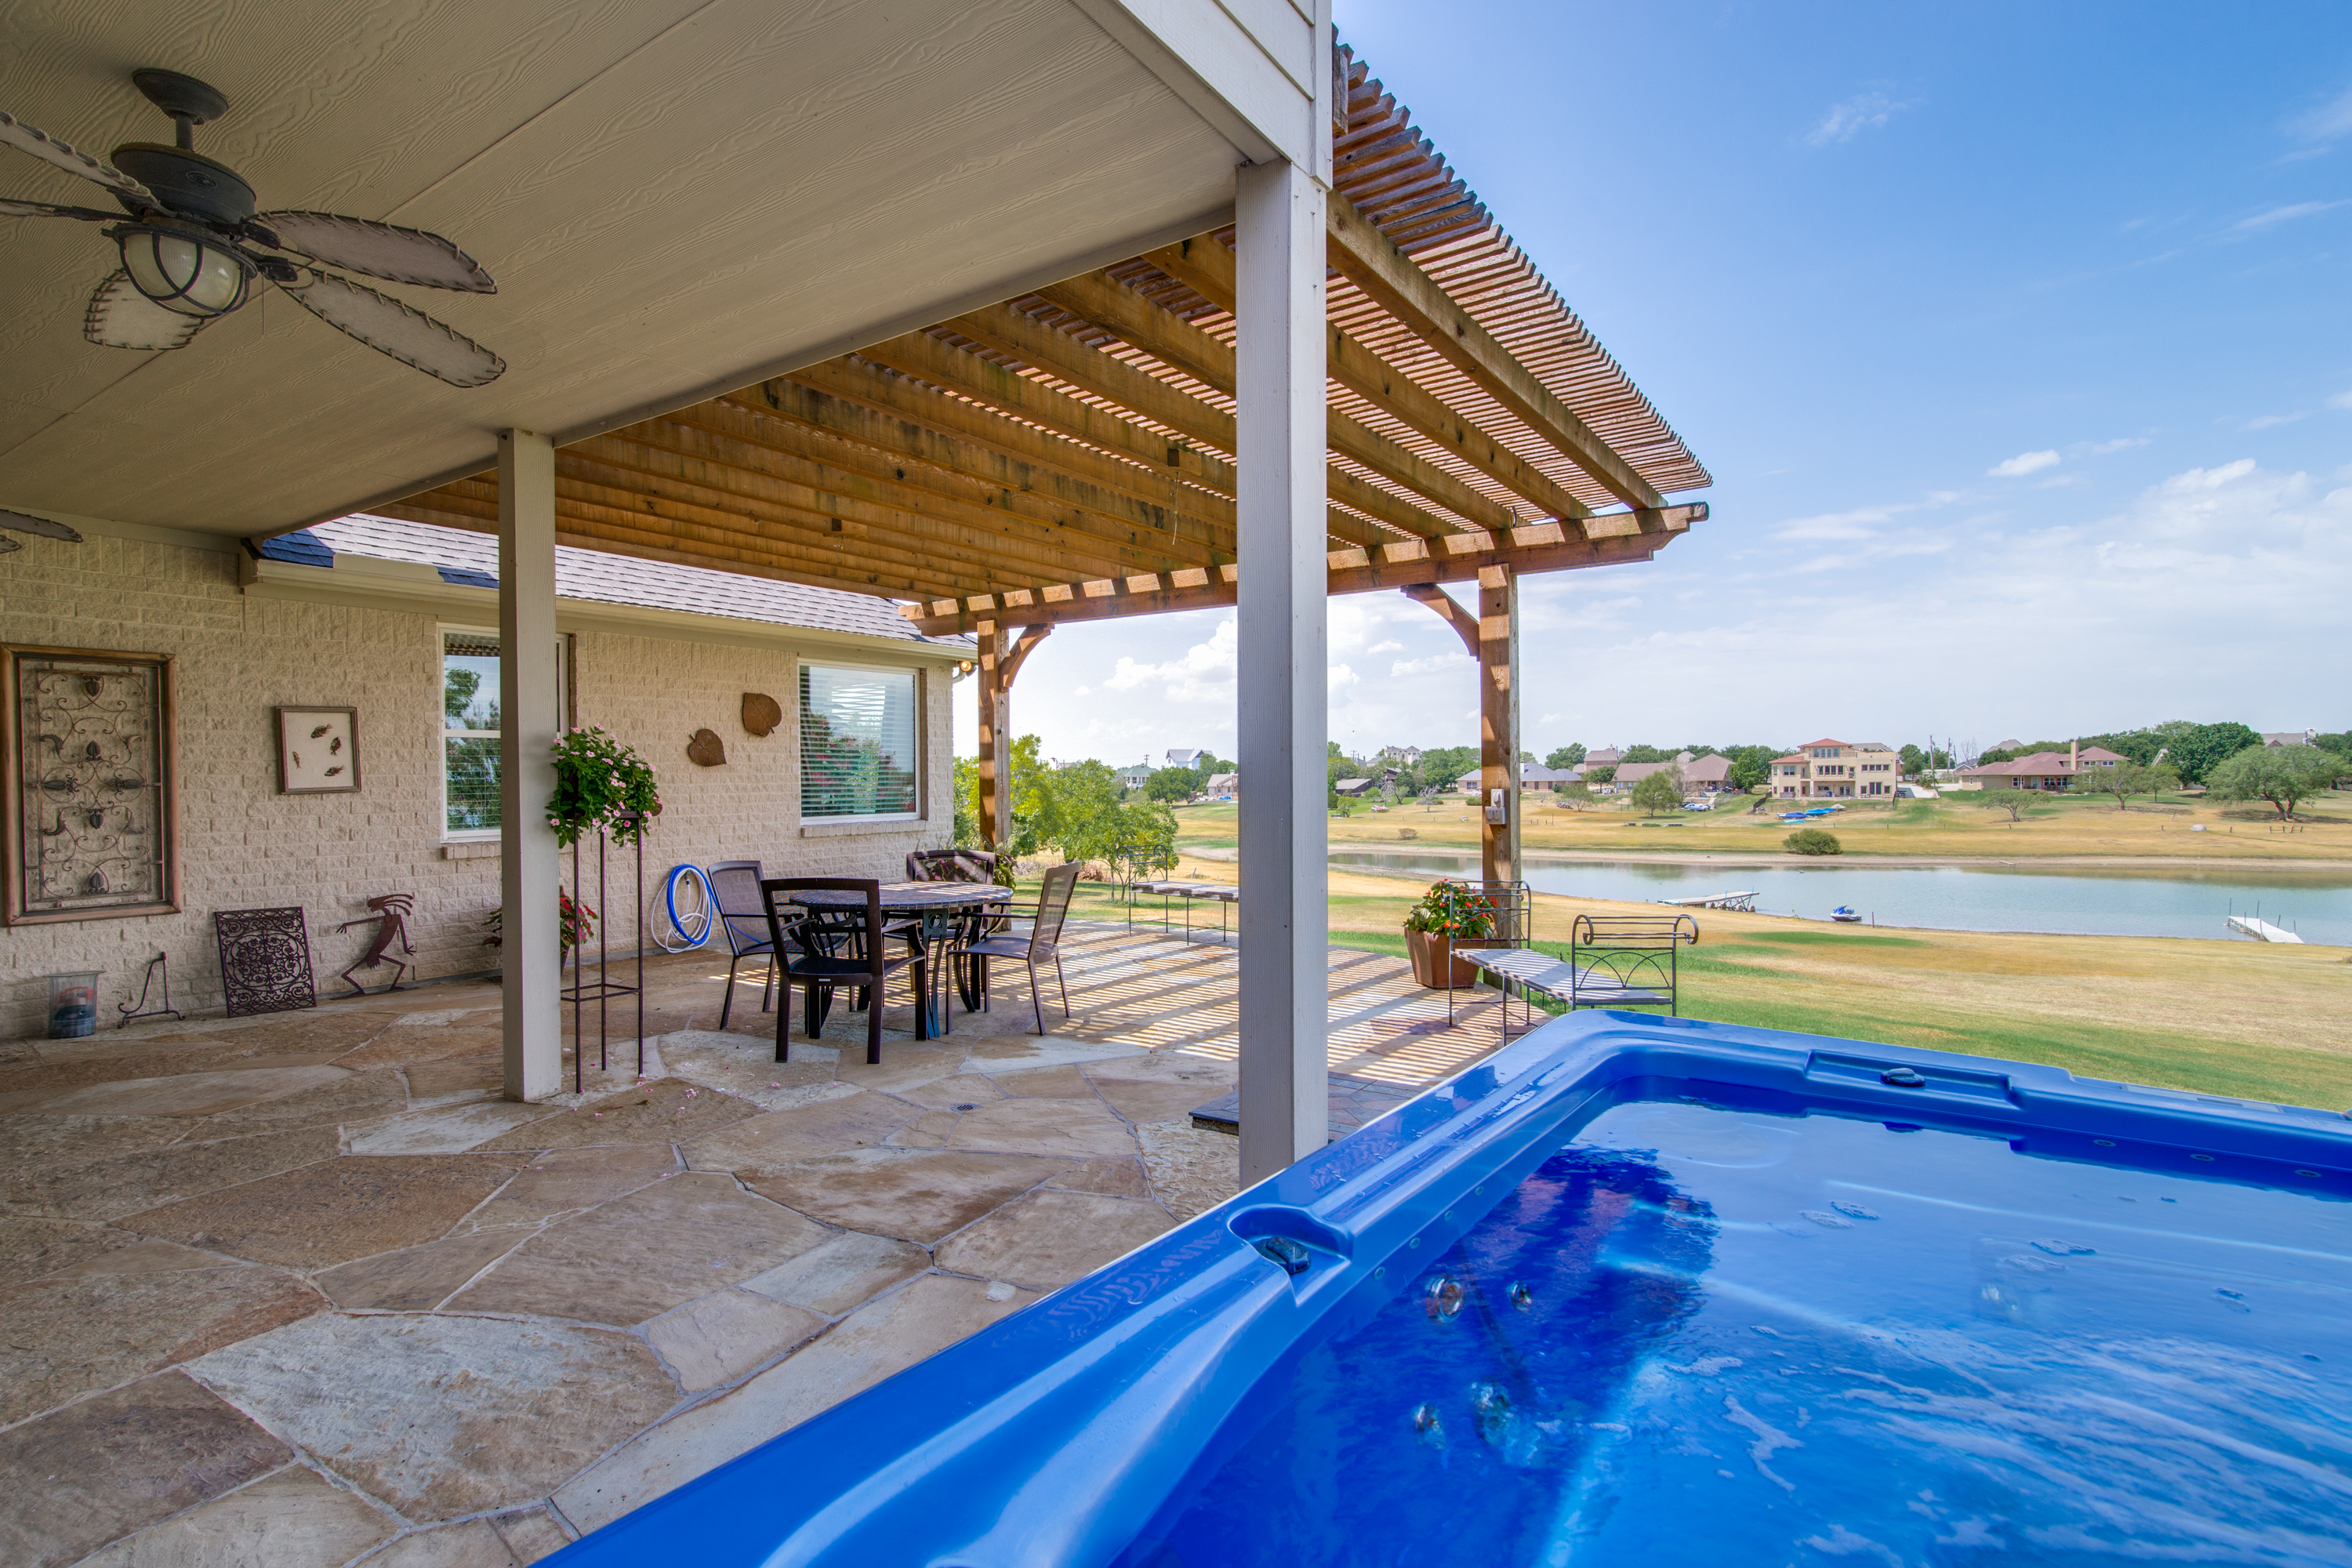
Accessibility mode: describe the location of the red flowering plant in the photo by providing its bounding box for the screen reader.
[1401,879,1497,940]
[481,890,598,953]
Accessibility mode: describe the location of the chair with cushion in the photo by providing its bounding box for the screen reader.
[760,878,930,1065]
[706,860,779,1030]
[948,860,1079,1035]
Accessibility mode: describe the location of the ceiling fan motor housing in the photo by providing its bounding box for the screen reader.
[109,143,255,225]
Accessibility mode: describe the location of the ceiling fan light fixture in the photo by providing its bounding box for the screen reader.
[113,221,251,318]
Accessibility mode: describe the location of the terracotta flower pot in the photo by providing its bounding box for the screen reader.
[1405,929,1491,989]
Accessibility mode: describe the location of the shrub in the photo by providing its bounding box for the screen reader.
[1783,828,1842,855]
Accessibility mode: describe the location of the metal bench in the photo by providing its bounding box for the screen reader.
[1449,910,1698,1033]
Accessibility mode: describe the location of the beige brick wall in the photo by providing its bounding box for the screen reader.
[2,531,953,1039]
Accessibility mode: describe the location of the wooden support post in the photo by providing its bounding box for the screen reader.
[1235,151,1330,1185]
[1478,563,1520,890]
[975,621,1008,849]
[975,623,1051,851]
[499,430,561,1102]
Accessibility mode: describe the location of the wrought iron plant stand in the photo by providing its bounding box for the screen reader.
[566,812,646,1094]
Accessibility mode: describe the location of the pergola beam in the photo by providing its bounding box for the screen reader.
[895,505,1701,636]
[1136,241,1595,524]
[1325,191,1666,511]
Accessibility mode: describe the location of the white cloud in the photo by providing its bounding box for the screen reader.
[2240,412,2307,431]
[2231,199,2350,232]
[1389,652,1473,678]
[1774,504,1897,541]
[1367,639,1403,654]
[2078,436,2151,456]
[1804,91,1912,147]
[1989,450,2060,477]
[2291,83,2352,143]
[1328,662,1359,693]
[1098,617,1237,702]
[2328,390,2352,411]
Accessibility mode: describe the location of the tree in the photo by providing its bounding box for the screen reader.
[2150,720,2262,786]
[1518,750,1537,765]
[1143,765,1200,803]
[1629,768,1684,815]
[1968,787,2026,823]
[2081,760,2151,810]
[1898,744,1926,777]
[1726,745,1778,791]
[1620,744,1670,764]
[1555,781,1593,810]
[1545,742,1586,769]
[2208,744,2339,820]
[1783,828,1842,855]
[1584,764,1617,786]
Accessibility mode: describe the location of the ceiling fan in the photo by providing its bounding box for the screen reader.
[1,67,504,387]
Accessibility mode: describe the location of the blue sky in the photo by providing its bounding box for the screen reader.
[966,1,2352,767]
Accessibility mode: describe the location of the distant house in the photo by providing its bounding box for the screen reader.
[1454,763,1581,793]
[1202,771,1239,797]
[1962,742,2126,791]
[2263,731,2317,748]
[1769,739,1904,800]
[1585,747,1623,768]
[1680,753,1734,793]
[1165,748,1202,768]
[1987,739,2025,756]
[1380,745,1422,765]
[1116,763,1154,789]
[1334,776,1377,798]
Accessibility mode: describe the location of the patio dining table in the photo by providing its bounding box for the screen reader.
[785,881,1014,1033]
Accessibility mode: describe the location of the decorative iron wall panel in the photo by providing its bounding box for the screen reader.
[215,906,318,1017]
[5,648,177,924]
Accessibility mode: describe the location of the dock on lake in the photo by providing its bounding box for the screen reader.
[2226,915,2303,944]
[1661,891,1758,912]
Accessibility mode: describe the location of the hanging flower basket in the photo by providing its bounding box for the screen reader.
[547,727,662,848]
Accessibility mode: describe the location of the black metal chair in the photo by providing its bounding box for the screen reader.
[760,878,930,1065]
[948,861,1079,1035]
[706,860,777,1030]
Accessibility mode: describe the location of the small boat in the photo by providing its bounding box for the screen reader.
[1830,906,1862,924]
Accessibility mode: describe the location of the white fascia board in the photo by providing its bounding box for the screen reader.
[1070,0,1316,167]
[238,555,970,664]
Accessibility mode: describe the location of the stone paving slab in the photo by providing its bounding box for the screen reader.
[191,1314,681,1522]
[0,1371,293,1568]
[0,925,1509,1563]
[78,1464,396,1568]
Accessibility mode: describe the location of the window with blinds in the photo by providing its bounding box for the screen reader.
[801,663,918,818]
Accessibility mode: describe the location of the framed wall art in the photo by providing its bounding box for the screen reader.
[276,706,361,793]
[4,645,179,926]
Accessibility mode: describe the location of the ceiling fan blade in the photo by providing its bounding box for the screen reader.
[0,110,155,206]
[1,196,118,221]
[254,211,495,292]
[274,269,505,388]
[85,270,207,350]
[0,508,84,543]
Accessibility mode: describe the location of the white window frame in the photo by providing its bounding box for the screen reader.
[798,658,924,824]
[439,625,570,842]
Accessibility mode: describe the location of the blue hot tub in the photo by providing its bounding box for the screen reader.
[550,1013,2352,1566]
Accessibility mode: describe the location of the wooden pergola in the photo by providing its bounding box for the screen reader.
[379,52,1709,889]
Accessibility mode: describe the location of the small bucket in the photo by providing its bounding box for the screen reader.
[45,971,100,1040]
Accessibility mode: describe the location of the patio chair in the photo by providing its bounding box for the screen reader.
[706,860,778,1030]
[760,878,930,1065]
[948,860,1079,1035]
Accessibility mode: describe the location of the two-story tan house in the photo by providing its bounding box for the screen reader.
[1770,738,1903,799]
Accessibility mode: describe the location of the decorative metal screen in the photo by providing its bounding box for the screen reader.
[6,648,176,924]
[801,664,918,818]
[215,906,318,1016]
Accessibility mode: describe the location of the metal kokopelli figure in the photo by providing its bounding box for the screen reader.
[336,893,416,995]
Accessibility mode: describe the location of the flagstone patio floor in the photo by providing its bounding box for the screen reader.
[0,922,1515,1566]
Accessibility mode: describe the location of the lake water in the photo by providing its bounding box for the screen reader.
[1327,851,2352,946]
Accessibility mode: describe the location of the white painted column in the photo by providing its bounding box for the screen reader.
[499,430,562,1102]
[1234,154,1329,1184]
